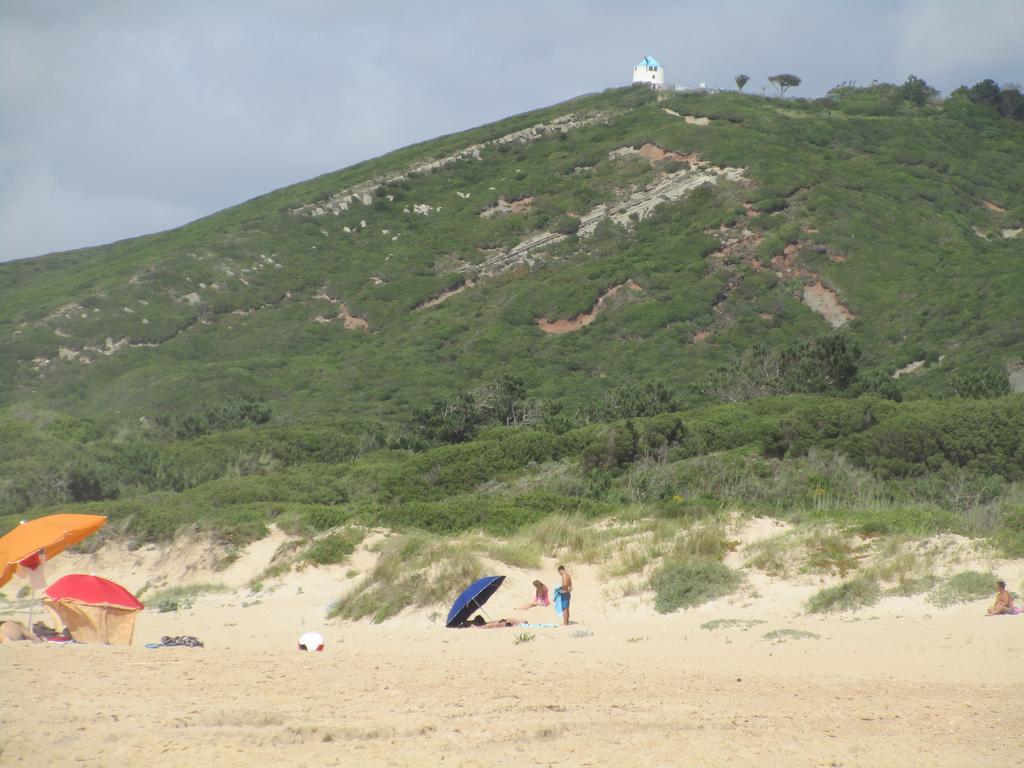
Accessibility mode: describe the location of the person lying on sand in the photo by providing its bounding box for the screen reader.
[986,580,1016,615]
[459,615,517,628]
[0,621,41,644]
[519,580,550,610]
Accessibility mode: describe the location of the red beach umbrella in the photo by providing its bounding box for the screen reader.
[44,574,144,611]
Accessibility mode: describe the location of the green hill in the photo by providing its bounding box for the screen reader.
[4,85,1023,418]
[2,83,1023,571]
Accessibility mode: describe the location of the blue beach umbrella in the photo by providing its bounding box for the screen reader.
[445,575,506,627]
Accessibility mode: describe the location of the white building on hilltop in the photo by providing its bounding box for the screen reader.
[632,55,664,88]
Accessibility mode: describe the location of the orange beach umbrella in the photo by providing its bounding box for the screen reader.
[0,514,107,589]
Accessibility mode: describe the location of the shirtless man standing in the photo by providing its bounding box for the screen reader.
[557,565,573,626]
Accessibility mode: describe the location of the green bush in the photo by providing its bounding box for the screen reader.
[146,583,226,613]
[928,571,996,607]
[842,398,1024,479]
[806,575,881,613]
[304,531,362,565]
[651,560,742,613]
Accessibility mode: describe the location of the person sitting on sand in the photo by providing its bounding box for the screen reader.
[0,621,40,644]
[986,580,1016,615]
[519,580,550,610]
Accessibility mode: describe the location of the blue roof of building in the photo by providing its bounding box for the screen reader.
[637,55,661,68]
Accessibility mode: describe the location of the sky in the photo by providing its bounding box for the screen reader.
[1,0,1022,264]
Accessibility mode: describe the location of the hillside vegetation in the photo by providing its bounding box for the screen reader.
[2,82,1023,603]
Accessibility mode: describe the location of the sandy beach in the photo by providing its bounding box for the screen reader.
[2,525,1023,768]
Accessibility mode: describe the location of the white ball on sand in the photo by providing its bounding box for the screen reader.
[298,631,325,651]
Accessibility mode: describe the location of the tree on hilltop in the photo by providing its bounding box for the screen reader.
[999,85,1024,121]
[955,79,1024,122]
[735,74,750,92]
[900,74,938,106]
[967,79,1001,108]
[768,73,801,97]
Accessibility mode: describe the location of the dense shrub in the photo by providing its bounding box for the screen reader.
[928,571,996,607]
[375,491,610,536]
[806,575,881,613]
[841,397,1024,478]
[651,560,742,613]
[304,531,361,565]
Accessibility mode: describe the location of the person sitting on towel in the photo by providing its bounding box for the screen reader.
[519,580,550,610]
[986,580,1016,615]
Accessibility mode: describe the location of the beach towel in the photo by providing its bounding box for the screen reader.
[518,622,558,628]
[146,635,205,648]
[553,587,568,618]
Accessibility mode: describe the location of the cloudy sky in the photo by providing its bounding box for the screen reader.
[2,0,1021,264]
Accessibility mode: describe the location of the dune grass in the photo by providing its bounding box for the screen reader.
[304,529,365,565]
[927,570,996,607]
[508,513,611,562]
[700,618,765,631]
[651,560,742,613]
[329,532,482,623]
[762,628,820,642]
[145,582,227,613]
[603,518,718,578]
[745,526,862,578]
[806,575,882,613]
[457,532,542,569]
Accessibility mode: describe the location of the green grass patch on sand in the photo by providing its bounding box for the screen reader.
[304,529,365,566]
[329,532,482,623]
[927,570,996,607]
[651,523,742,612]
[806,575,881,613]
[700,618,765,631]
[651,560,742,613]
[762,628,820,642]
[885,575,940,597]
[146,583,227,613]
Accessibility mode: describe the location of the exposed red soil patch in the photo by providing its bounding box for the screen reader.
[536,281,642,334]
[691,329,713,343]
[983,200,1007,213]
[772,243,812,278]
[415,281,475,310]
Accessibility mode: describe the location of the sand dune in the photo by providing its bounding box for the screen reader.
[2,524,1023,767]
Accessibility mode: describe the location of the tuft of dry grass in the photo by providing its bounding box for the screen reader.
[744,526,862,578]
[330,532,483,622]
[508,514,611,562]
[866,536,938,593]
